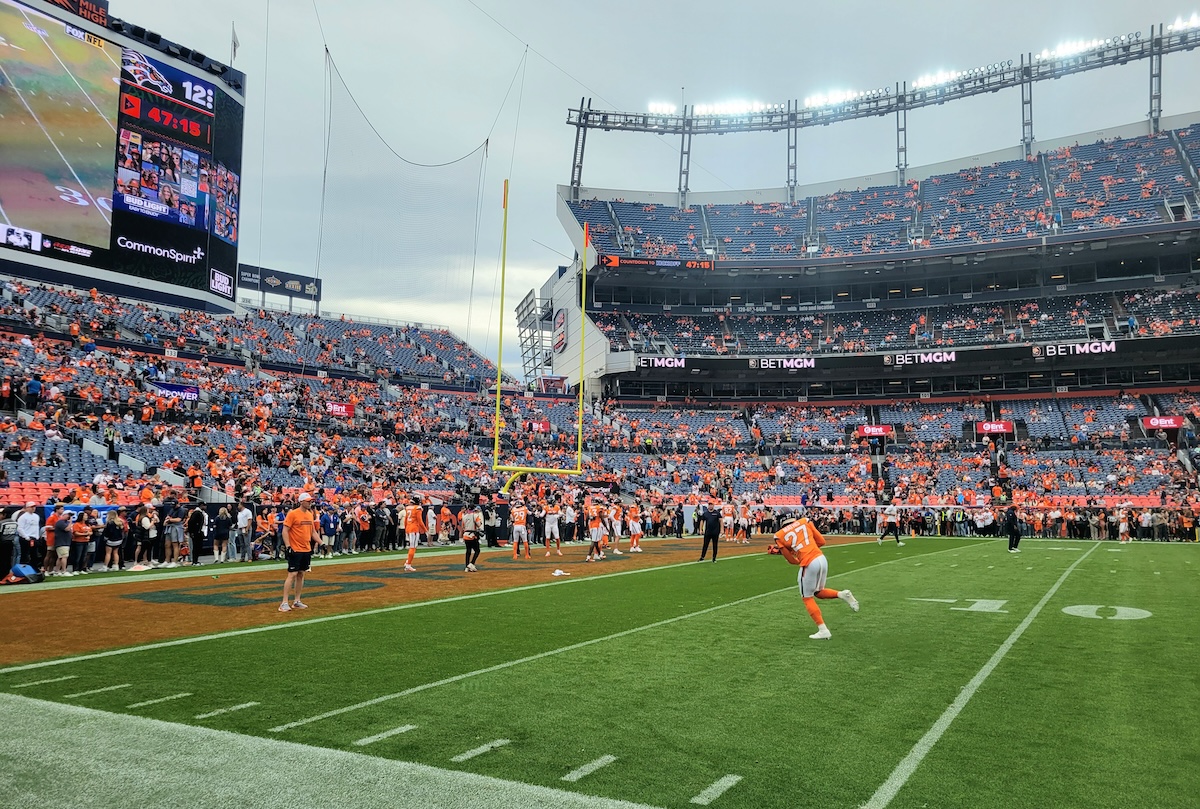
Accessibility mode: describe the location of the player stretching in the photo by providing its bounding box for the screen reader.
[770,512,859,640]
[510,500,532,559]
[402,496,426,572]
[544,498,563,556]
[879,503,905,546]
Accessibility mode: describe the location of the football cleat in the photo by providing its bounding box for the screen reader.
[839,590,860,612]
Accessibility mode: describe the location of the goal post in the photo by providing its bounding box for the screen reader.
[491,180,588,490]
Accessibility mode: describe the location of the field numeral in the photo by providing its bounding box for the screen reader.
[56,185,88,206]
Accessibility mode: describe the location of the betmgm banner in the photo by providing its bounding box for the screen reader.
[239,264,322,302]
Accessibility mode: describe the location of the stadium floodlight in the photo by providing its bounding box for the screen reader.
[691,100,776,117]
[1167,12,1200,31]
[803,89,884,108]
[648,102,678,115]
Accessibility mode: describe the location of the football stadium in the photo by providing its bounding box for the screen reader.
[0,2,1198,808]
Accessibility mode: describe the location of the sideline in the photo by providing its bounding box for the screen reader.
[859,541,1101,809]
[0,538,979,676]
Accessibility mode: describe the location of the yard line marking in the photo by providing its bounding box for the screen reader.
[64,683,131,699]
[451,738,511,762]
[2,693,662,809]
[19,7,117,132]
[353,724,417,747]
[11,674,78,689]
[128,692,192,709]
[690,774,743,805]
[269,542,986,734]
[2,539,981,676]
[0,60,110,225]
[195,701,259,719]
[860,541,1100,809]
[562,755,616,782]
[269,589,792,732]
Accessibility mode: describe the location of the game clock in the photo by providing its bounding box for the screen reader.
[120,89,212,150]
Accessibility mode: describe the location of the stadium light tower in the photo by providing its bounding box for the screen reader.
[567,17,1200,194]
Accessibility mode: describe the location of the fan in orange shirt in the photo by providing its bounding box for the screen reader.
[509,500,531,559]
[769,512,859,640]
[402,495,426,572]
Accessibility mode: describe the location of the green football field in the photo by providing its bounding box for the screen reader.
[1,537,1197,809]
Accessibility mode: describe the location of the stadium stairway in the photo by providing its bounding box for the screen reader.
[1168,129,1200,191]
[1037,154,1061,229]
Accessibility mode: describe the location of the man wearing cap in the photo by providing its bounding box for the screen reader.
[16,502,41,571]
[280,493,320,612]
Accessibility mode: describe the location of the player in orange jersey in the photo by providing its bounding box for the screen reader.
[402,495,426,572]
[721,502,736,540]
[626,501,644,552]
[736,501,752,543]
[770,510,859,640]
[606,500,624,555]
[586,501,606,562]
[544,498,563,556]
[509,500,531,559]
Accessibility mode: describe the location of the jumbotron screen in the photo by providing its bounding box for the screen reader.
[0,0,243,300]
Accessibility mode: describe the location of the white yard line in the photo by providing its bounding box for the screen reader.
[0,540,983,678]
[268,588,792,733]
[562,755,617,782]
[11,674,78,688]
[269,541,985,734]
[128,692,192,709]
[860,541,1100,809]
[690,775,743,805]
[0,60,110,225]
[64,683,130,698]
[352,724,417,747]
[195,701,260,719]
[451,738,511,762]
[20,7,117,132]
[0,693,663,809]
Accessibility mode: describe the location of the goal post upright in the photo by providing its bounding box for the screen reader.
[491,182,587,490]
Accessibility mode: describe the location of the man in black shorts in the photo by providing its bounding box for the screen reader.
[279,493,319,613]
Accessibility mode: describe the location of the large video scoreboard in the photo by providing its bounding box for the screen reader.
[0,0,244,303]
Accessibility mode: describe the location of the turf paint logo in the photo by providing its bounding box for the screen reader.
[209,268,234,298]
[1040,341,1117,357]
[885,351,957,366]
[749,357,816,369]
[117,236,204,265]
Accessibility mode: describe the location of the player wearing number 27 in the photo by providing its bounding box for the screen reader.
[770,512,859,639]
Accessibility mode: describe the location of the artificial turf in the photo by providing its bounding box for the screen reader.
[2,537,1196,808]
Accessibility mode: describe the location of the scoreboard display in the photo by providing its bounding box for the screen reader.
[0,0,244,302]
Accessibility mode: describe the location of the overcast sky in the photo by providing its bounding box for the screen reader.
[112,0,1200,374]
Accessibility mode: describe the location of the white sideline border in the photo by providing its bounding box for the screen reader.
[0,535,710,595]
[0,537,971,676]
[860,541,1101,809]
[0,692,664,809]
